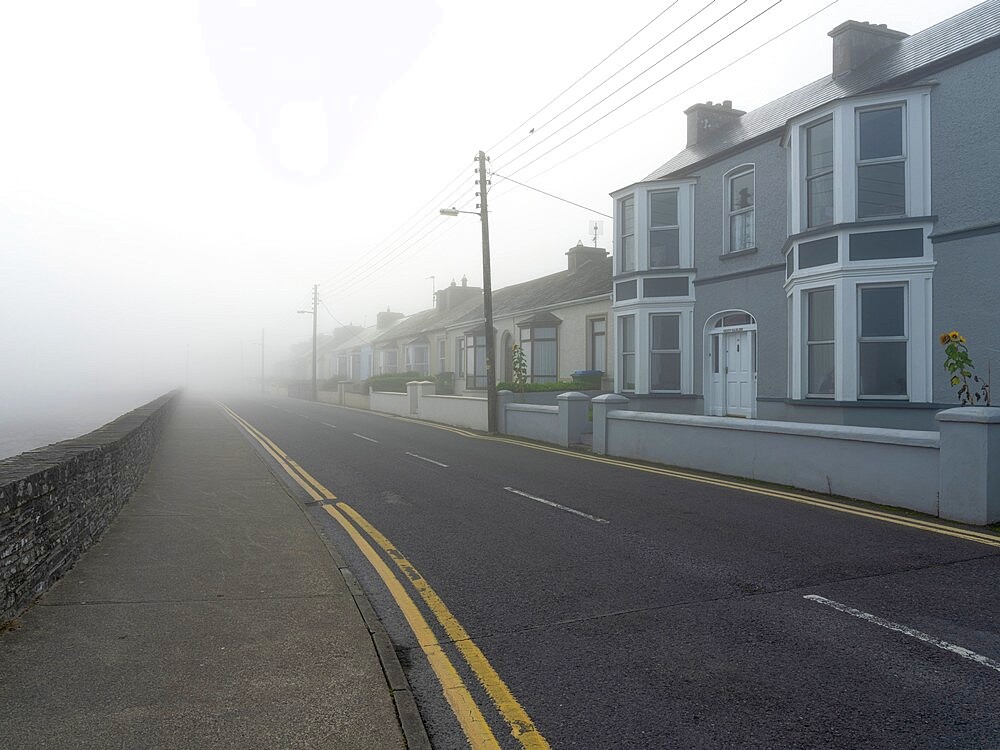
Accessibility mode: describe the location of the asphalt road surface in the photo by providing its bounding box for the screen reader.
[223,394,1000,750]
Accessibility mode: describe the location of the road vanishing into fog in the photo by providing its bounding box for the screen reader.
[224,395,1000,750]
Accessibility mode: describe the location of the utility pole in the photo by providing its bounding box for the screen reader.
[297,284,319,401]
[477,150,498,434]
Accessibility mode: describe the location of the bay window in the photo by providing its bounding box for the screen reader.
[619,195,636,272]
[620,316,635,391]
[518,325,558,383]
[649,190,679,268]
[858,285,907,397]
[806,288,835,397]
[857,106,905,219]
[805,118,834,228]
[405,344,429,376]
[650,314,681,392]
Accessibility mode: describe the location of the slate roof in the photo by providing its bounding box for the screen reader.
[371,297,481,346]
[644,1,1000,181]
[453,254,612,327]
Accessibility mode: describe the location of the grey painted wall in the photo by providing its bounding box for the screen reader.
[930,47,1000,236]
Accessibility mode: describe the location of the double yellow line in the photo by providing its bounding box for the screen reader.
[220,403,550,750]
[366,412,1000,550]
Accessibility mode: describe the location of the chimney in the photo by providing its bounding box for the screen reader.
[434,276,482,311]
[376,309,404,330]
[828,21,907,78]
[566,240,609,273]
[683,100,744,147]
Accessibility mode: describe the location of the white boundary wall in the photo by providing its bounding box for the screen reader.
[505,404,559,444]
[370,391,409,417]
[418,395,487,431]
[601,409,940,514]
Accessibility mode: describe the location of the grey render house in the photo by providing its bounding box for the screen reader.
[611,3,1000,429]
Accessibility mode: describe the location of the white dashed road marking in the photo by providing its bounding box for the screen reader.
[503,487,609,524]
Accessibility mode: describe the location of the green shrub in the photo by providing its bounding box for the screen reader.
[495,379,600,393]
[365,371,426,393]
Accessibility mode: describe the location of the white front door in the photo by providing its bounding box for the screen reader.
[724,330,753,417]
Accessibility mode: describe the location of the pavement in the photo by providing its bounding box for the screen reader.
[0,396,410,750]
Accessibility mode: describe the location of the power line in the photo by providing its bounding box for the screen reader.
[502,0,839,187]
[491,172,612,218]
[501,0,787,181]
[492,0,711,164]
[495,0,746,173]
[487,0,684,156]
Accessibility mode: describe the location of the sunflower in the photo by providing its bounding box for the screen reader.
[940,333,951,345]
[949,331,960,341]
[959,335,966,344]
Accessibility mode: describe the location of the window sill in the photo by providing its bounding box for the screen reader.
[777,398,947,409]
[720,247,758,260]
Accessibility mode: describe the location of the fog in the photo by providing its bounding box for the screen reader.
[0,0,974,457]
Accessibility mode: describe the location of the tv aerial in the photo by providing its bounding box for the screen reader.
[588,219,605,247]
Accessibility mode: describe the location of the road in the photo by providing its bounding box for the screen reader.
[223,394,1000,749]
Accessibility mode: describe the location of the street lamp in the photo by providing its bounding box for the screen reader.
[440,150,498,434]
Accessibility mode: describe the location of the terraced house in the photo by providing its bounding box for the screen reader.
[611,2,1000,429]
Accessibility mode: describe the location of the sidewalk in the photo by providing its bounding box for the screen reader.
[0,397,407,749]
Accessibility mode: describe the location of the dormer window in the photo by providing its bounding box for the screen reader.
[857,105,905,218]
[726,166,755,252]
[649,190,679,268]
[805,118,834,228]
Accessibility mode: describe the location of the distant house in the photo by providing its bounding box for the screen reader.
[371,278,482,380]
[327,311,405,383]
[446,242,612,394]
[610,4,1000,429]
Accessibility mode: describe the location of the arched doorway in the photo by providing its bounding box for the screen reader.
[704,311,757,418]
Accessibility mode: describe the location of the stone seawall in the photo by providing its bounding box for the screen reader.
[0,392,177,624]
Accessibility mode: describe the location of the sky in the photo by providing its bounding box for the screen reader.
[0,0,983,419]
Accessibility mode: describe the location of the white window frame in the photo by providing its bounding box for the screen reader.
[725,164,756,253]
[405,344,430,376]
[437,339,446,374]
[856,103,907,220]
[518,325,559,383]
[649,313,682,393]
[455,337,465,378]
[648,189,680,269]
[804,117,835,230]
[805,287,836,399]
[786,88,932,234]
[588,316,607,373]
[619,194,636,273]
[380,348,398,375]
[619,315,636,392]
[857,283,909,400]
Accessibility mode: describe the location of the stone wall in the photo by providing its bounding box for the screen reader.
[0,392,177,624]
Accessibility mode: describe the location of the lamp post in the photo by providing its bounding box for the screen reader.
[439,150,497,433]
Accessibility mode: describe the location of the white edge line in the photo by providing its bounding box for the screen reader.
[804,594,1000,674]
[405,452,449,468]
[503,487,609,524]
[352,433,379,443]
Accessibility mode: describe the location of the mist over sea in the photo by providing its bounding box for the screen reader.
[0,389,168,461]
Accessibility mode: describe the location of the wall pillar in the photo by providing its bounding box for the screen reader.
[407,380,435,415]
[496,390,513,434]
[591,393,629,455]
[337,382,347,405]
[937,407,1000,524]
[557,391,591,447]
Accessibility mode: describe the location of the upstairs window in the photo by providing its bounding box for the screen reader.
[857,106,905,219]
[727,167,755,252]
[619,195,636,272]
[649,190,680,268]
[806,119,834,228]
